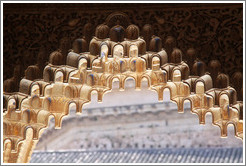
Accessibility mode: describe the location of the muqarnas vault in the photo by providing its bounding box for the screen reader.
[3,14,243,163]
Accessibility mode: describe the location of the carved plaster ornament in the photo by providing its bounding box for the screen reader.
[113,44,124,58]
[100,42,110,72]
[3,13,243,163]
[129,44,138,58]
[95,24,110,40]
[142,24,153,51]
[100,43,109,60]
[149,36,162,53]
[231,71,243,100]
[185,48,196,72]
[126,24,139,40]
[54,70,64,83]
[148,56,167,101]
[187,77,214,124]
[72,38,88,54]
[110,25,125,43]
[164,36,176,58]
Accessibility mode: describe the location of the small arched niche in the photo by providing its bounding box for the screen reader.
[113,44,124,58]
[55,71,64,83]
[129,44,138,58]
[31,84,40,96]
[100,42,109,60]
[172,69,181,82]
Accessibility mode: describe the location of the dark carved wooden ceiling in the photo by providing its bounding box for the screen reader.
[3,3,243,95]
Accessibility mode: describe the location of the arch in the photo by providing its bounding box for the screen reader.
[218,88,238,105]
[129,44,138,58]
[100,42,109,60]
[30,95,41,109]
[43,97,52,111]
[172,68,181,82]
[122,76,137,89]
[7,98,16,112]
[108,76,121,89]
[22,126,34,140]
[136,58,146,73]
[30,84,40,96]
[43,66,55,82]
[64,85,74,99]
[87,73,99,86]
[55,70,64,83]
[89,89,100,103]
[37,110,53,126]
[3,60,244,163]
[3,138,12,151]
[68,101,78,114]
[226,123,239,138]
[2,13,243,163]
[112,44,124,58]
[22,109,32,124]
[219,93,229,107]
[151,56,161,71]
[141,75,151,88]
[78,57,88,69]
[104,61,113,73]
[182,98,192,110]
[119,59,127,73]
[195,81,205,94]
[130,58,137,72]
[67,51,80,68]
[163,86,176,102]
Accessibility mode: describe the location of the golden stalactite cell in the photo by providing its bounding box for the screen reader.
[3,14,243,163]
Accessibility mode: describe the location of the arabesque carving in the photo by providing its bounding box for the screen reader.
[3,13,243,163]
[3,4,243,90]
